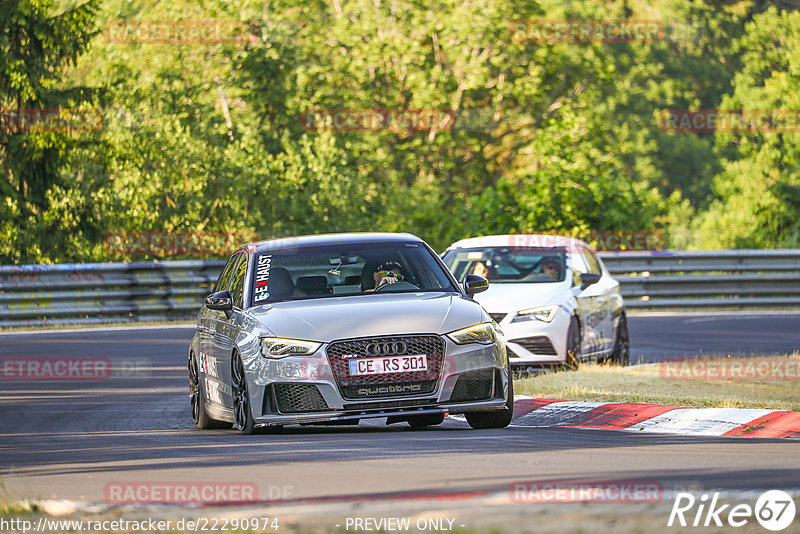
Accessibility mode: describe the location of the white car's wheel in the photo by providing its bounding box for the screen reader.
[565,316,581,369]
[609,314,630,366]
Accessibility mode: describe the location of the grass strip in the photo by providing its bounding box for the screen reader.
[515,354,800,411]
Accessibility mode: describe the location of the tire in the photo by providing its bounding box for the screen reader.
[564,316,581,370]
[465,370,514,430]
[189,352,228,429]
[407,413,445,428]
[231,351,257,435]
[608,313,630,366]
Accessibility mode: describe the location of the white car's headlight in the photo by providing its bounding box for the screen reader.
[260,337,321,358]
[447,323,496,345]
[511,305,559,323]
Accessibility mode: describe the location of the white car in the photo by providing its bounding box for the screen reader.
[441,235,629,370]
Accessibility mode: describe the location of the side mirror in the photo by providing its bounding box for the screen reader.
[205,290,233,312]
[579,272,601,290]
[464,274,489,297]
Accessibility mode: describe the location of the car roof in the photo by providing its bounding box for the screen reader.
[445,234,593,253]
[238,232,425,254]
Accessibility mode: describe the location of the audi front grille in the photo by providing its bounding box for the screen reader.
[326,335,445,400]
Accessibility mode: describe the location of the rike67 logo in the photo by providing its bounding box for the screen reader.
[669,490,796,531]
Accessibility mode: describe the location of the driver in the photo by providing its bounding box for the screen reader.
[365,260,406,292]
[540,256,563,280]
[470,261,489,278]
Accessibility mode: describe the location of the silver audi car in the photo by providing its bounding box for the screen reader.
[188,233,513,434]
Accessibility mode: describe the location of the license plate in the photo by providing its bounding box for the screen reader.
[348,355,428,376]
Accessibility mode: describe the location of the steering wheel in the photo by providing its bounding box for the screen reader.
[374,280,418,292]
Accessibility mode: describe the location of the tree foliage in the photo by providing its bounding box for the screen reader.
[1,0,99,262]
[1,0,798,262]
[696,7,800,248]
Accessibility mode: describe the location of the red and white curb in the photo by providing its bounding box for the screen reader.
[507,396,800,439]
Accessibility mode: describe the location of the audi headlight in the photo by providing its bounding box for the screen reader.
[447,323,496,345]
[260,338,321,358]
[511,305,559,323]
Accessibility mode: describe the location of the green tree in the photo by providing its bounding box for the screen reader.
[0,0,99,262]
[696,7,800,248]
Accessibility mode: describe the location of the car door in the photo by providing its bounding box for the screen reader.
[595,252,625,354]
[198,253,239,380]
[211,251,250,411]
[581,247,616,354]
[570,248,605,358]
[205,252,244,411]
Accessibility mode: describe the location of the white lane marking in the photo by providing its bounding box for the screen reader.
[684,315,768,323]
[627,362,660,369]
[629,311,800,318]
[0,324,195,336]
[624,408,778,436]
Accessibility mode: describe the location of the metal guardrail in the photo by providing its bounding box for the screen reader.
[1,250,799,328]
[600,249,800,309]
[0,260,225,328]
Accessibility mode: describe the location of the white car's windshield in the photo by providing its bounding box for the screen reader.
[251,241,457,305]
[442,247,567,284]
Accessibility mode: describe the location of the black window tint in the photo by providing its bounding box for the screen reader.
[229,254,248,308]
[441,247,566,283]
[250,242,457,304]
[215,253,241,293]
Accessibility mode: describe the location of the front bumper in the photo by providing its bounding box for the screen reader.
[243,335,509,425]
[494,309,570,366]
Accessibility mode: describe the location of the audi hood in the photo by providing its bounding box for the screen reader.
[250,292,485,341]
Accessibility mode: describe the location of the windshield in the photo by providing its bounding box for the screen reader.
[442,247,567,284]
[250,241,457,305]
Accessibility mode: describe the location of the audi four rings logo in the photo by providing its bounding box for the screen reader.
[365,341,408,356]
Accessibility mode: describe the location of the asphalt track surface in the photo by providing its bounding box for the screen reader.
[629,312,800,363]
[1,314,799,516]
